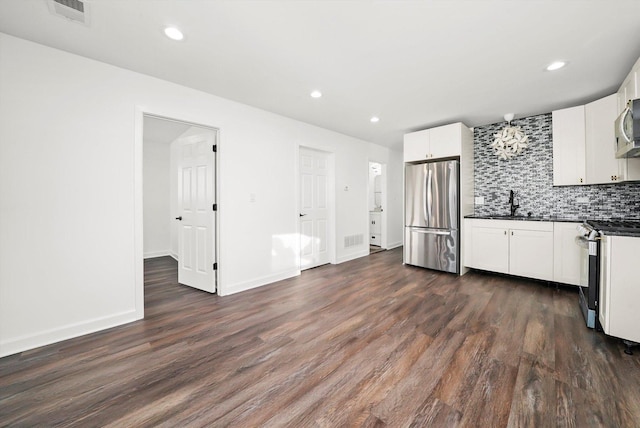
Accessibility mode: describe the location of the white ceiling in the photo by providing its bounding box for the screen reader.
[2,1,640,151]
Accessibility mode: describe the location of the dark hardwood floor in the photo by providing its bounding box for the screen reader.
[1,248,640,427]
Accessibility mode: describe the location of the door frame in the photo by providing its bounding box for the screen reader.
[134,106,221,320]
[368,160,388,250]
[295,143,336,269]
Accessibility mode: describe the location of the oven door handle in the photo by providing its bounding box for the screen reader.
[574,236,589,249]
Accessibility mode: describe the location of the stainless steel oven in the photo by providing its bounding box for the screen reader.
[576,223,600,329]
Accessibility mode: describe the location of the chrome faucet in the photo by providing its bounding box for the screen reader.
[509,190,520,216]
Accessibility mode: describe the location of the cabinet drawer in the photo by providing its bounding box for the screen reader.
[370,234,381,246]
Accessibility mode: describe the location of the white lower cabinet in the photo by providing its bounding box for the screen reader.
[369,212,381,246]
[552,222,585,286]
[599,235,640,343]
[509,229,554,280]
[465,219,554,281]
[470,227,509,273]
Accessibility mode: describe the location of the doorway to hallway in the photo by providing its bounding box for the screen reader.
[142,115,218,295]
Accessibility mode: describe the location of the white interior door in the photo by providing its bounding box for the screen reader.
[299,147,330,270]
[177,132,216,293]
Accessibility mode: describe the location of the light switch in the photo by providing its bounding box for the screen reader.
[475,196,485,205]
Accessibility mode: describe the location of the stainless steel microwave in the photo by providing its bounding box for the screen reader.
[615,98,640,158]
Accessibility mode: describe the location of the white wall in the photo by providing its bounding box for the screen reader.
[143,139,171,258]
[386,149,404,248]
[0,33,403,357]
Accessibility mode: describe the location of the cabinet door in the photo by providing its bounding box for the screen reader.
[585,95,621,184]
[469,227,509,273]
[509,229,554,281]
[617,71,638,114]
[552,106,586,186]
[370,213,381,234]
[552,222,584,286]
[599,235,611,334]
[605,236,640,343]
[404,129,430,162]
[429,123,461,159]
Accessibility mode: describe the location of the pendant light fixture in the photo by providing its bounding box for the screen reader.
[491,113,529,160]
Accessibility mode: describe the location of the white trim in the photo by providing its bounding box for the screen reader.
[144,250,172,259]
[136,107,222,298]
[386,241,403,250]
[220,269,300,296]
[134,107,145,321]
[336,249,370,264]
[170,252,178,261]
[367,160,388,250]
[0,310,138,358]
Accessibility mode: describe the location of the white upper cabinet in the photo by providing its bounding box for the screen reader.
[429,123,462,159]
[585,94,622,184]
[553,94,627,186]
[553,56,640,186]
[552,105,586,186]
[403,129,431,162]
[617,61,638,115]
[617,56,640,181]
[403,123,463,162]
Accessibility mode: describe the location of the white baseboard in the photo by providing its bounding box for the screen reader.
[336,249,370,264]
[144,250,171,259]
[220,268,300,296]
[0,310,140,358]
[385,241,403,250]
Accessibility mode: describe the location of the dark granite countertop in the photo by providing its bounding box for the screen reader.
[464,214,584,223]
[599,230,640,237]
[465,215,640,237]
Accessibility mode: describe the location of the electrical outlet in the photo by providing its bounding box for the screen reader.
[475,196,485,205]
[576,196,589,204]
[249,193,256,203]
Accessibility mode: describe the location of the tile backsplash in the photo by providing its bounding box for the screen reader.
[473,113,640,220]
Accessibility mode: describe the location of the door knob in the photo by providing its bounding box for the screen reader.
[175,216,183,221]
[299,213,307,217]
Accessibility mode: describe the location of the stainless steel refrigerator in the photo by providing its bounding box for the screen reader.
[404,160,459,273]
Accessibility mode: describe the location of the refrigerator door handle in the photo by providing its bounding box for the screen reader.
[426,168,432,223]
[422,169,428,222]
[409,228,451,236]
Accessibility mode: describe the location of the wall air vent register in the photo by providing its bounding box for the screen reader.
[47,0,90,25]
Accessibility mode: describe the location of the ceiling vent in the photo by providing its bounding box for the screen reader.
[47,0,90,25]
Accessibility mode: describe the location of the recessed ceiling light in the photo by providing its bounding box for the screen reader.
[164,27,184,41]
[310,90,322,98]
[370,116,380,123]
[546,61,566,71]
